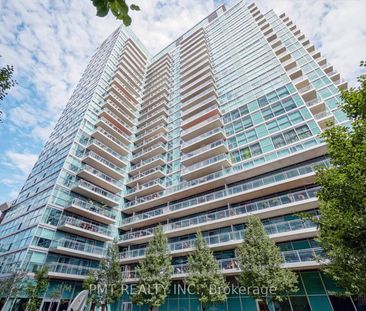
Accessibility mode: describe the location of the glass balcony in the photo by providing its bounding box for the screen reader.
[123,158,329,218]
[181,127,225,153]
[334,78,348,90]
[182,87,218,111]
[131,142,167,163]
[181,140,227,165]
[120,187,319,234]
[58,216,113,241]
[181,95,218,119]
[139,107,169,124]
[180,70,213,95]
[120,223,317,260]
[126,166,167,188]
[181,79,216,105]
[180,29,204,51]
[86,139,128,168]
[180,67,213,91]
[71,179,120,207]
[102,100,135,127]
[77,164,123,193]
[50,238,106,259]
[82,150,125,180]
[135,125,168,144]
[48,262,97,279]
[125,178,166,200]
[140,98,168,116]
[92,127,130,156]
[180,40,207,63]
[112,73,140,97]
[182,105,220,129]
[181,115,223,141]
[181,57,211,84]
[180,52,210,79]
[66,197,117,224]
[129,154,167,175]
[99,107,133,136]
[105,91,136,119]
[180,49,209,72]
[114,69,141,94]
[134,133,168,151]
[314,111,334,129]
[96,117,132,145]
[136,116,168,135]
[181,153,231,181]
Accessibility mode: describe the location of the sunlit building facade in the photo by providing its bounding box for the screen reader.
[0,1,357,310]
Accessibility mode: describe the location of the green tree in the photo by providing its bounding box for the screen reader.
[236,216,298,305]
[91,0,140,26]
[26,266,49,311]
[316,61,366,295]
[0,55,16,122]
[186,232,228,311]
[0,270,26,310]
[83,239,123,311]
[132,225,173,311]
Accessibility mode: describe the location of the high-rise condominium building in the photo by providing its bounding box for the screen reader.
[0,1,357,310]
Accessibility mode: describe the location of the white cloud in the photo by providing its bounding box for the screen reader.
[4,151,38,175]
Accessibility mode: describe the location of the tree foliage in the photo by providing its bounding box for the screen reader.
[236,216,298,302]
[316,61,366,295]
[0,55,16,122]
[83,239,123,311]
[26,266,49,311]
[91,0,140,26]
[132,226,173,311]
[0,270,26,310]
[186,232,228,311]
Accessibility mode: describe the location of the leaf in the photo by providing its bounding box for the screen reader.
[130,4,140,11]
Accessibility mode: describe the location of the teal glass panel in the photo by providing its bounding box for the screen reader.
[190,298,201,311]
[301,271,326,294]
[179,298,190,311]
[227,297,242,311]
[308,296,333,311]
[241,297,257,310]
[273,299,291,311]
[321,273,344,294]
[289,296,311,311]
[168,299,179,311]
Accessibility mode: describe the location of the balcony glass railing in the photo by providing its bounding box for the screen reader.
[120,224,318,259]
[95,128,130,151]
[87,139,128,164]
[314,111,332,120]
[182,87,216,108]
[183,105,219,124]
[73,179,120,203]
[120,187,318,232]
[132,143,167,159]
[130,154,166,171]
[102,108,133,132]
[182,95,217,116]
[70,198,117,219]
[123,247,324,278]
[104,100,134,123]
[137,116,168,134]
[84,150,125,175]
[50,238,107,256]
[182,140,226,161]
[124,157,329,212]
[181,79,214,100]
[181,115,221,136]
[139,107,168,123]
[182,127,223,148]
[135,133,168,149]
[48,262,97,276]
[79,164,123,189]
[108,92,136,116]
[182,153,230,175]
[136,125,167,141]
[58,216,112,237]
[126,179,165,195]
[99,117,131,141]
[128,166,166,183]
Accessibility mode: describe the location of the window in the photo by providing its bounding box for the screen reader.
[121,302,133,311]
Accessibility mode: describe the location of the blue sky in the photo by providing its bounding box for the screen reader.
[0,0,365,203]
